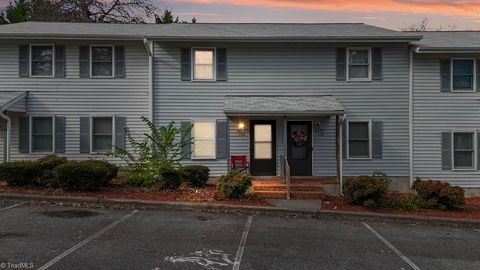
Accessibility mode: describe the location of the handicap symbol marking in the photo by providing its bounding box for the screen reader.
[163,249,234,270]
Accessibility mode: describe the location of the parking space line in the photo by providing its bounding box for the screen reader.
[474,229,480,233]
[362,222,421,270]
[0,203,21,212]
[37,210,139,270]
[233,216,253,270]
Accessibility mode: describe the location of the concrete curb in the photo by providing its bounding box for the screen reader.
[0,192,479,227]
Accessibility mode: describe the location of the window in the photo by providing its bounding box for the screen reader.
[453,132,475,169]
[92,117,113,152]
[91,46,114,77]
[31,45,54,77]
[193,121,215,159]
[31,117,53,152]
[348,48,370,80]
[348,121,371,159]
[452,59,474,91]
[193,48,215,80]
[254,124,272,159]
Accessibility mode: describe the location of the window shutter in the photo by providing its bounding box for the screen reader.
[216,119,228,159]
[372,121,383,158]
[181,121,192,159]
[372,48,383,81]
[336,48,347,81]
[19,116,29,153]
[114,116,126,150]
[441,132,452,170]
[54,116,66,153]
[19,45,29,77]
[54,45,66,78]
[216,48,227,81]
[115,46,125,78]
[79,46,90,78]
[440,59,451,92]
[342,120,347,159]
[80,117,90,153]
[181,48,191,81]
[477,60,480,92]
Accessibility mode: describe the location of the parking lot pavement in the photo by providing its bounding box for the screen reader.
[0,203,479,270]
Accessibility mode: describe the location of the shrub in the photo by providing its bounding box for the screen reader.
[125,172,156,187]
[0,161,41,186]
[53,161,109,191]
[79,160,118,185]
[372,171,392,185]
[412,178,466,210]
[384,193,421,211]
[181,165,210,187]
[343,175,388,207]
[216,170,253,199]
[37,155,68,188]
[156,167,182,190]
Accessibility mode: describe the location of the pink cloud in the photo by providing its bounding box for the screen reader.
[177,0,480,18]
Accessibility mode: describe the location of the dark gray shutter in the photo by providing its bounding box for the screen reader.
[372,121,383,158]
[441,132,452,170]
[79,46,90,78]
[181,121,192,158]
[216,119,228,159]
[80,117,90,153]
[372,48,383,81]
[181,48,191,81]
[115,46,125,78]
[342,121,347,159]
[19,45,29,77]
[55,116,66,153]
[216,48,227,81]
[55,45,66,78]
[114,116,126,150]
[478,132,480,169]
[440,59,451,92]
[477,60,480,92]
[336,48,347,81]
[19,116,29,153]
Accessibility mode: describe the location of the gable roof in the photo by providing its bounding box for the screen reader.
[413,31,480,52]
[0,22,422,42]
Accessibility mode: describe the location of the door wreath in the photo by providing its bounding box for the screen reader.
[291,130,307,147]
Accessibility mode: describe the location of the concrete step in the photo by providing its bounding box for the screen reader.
[253,185,286,191]
[253,190,287,199]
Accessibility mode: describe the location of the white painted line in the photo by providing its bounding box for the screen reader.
[37,210,139,270]
[0,203,21,212]
[474,229,480,233]
[362,222,421,270]
[233,216,253,270]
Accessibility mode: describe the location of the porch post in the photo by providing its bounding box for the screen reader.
[335,115,341,184]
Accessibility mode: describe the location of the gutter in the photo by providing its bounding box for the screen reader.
[0,111,11,162]
[414,46,480,54]
[143,38,154,122]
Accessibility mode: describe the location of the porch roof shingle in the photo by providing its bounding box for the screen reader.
[0,91,27,112]
[224,95,345,116]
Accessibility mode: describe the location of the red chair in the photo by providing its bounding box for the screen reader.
[231,155,249,173]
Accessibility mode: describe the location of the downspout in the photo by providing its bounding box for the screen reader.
[339,114,345,196]
[143,38,154,122]
[409,47,414,185]
[0,111,11,162]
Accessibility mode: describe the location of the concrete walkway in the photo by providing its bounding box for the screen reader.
[267,199,322,210]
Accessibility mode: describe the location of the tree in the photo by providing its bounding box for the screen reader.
[401,18,456,32]
[155,9,197,24]
[0,0,28,24]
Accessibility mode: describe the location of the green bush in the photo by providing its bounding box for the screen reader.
[125,172,156,187]
[216,170,253,199]
[412,178,465,210]
[181,165,210,187]
[53,161,109,191]
[384,193,421,211]
[37,155,68,188]
[0,161,41,186]
[372,171,392,185]
[343,176,388,207]
[156,167,182,190]
[79,160,118,185]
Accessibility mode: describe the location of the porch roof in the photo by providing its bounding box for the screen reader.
[0,91,27,112]
[224,95,345,116]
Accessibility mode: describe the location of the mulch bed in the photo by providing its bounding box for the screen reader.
[0,182,272,207]
[322,195,480,220]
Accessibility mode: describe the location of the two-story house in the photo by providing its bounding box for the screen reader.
[0,22,478,196]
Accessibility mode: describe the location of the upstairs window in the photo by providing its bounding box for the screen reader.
[452,59,474,91]
[347,48,371,81]
[193,48,215,81]
[192,121,215,159]
[91,46,114,77]
[31,45,54,77]
[453,132,475,169]
[348,121,371,159]
[31,116,53,153]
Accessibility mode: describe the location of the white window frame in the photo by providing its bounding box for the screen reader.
[29,115,55,154]
[191,47,216,82]
[346,120,372,160]
[191,120,216,160]
[347,47,372,82]
[90,115,115,154]
[90,45,115,78]
[451,58,476,92]
[30,44,55,78]
[452,131,477,171]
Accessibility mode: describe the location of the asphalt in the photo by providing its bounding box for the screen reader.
[0,203,479,270]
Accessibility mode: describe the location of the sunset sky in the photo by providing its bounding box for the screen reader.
[1,0,480,30]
